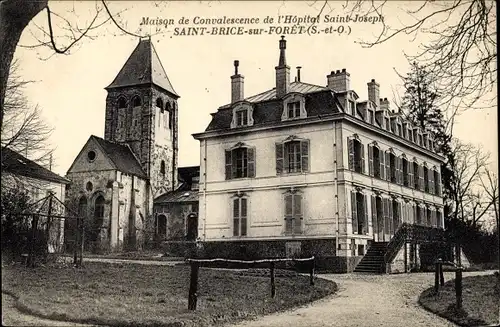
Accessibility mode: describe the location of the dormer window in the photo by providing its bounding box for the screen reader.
[367,109,374,124]
[287,102,300,118]
[236,109,248,126]
[230,102,254,128]
[282,94,306,121]
[397,123,402,137]
[384,117,389,130]
[347,100,356,115]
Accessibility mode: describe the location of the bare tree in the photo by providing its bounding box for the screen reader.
[1,59,54,168]
[315,1,496,112]
[447,139,490,222]
[0,0,150,132]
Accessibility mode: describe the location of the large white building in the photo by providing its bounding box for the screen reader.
[193,37,445,272]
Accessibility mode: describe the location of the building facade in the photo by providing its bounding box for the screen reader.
[193,37,445,272]
[65,38,179,252]
[1,147,70,253]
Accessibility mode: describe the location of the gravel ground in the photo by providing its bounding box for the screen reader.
[231,271,495,327]
[2,257,493,327]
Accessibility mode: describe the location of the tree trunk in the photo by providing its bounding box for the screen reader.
[0,0,47,131]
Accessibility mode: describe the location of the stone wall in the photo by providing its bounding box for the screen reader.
[104,85,178,199]
[154,201,198,241]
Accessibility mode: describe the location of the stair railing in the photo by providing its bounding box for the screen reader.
[384,223,446,270]
[383,223,409,269]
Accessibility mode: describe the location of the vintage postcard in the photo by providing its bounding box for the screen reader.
[1,1,498,326]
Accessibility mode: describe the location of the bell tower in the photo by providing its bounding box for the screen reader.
[103,38,179,197]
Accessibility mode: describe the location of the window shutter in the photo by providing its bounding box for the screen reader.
[368,145,374,176]
[388,198,393,235]
[360,143,366,174]
[301,139,310,172]
[351,191,358,234]
[284,194,293,233]
[363,195,368,234]
[247,147,256,178]
[293,194,302,234]
[348,138,354,170]
[385,151,391,181]
[414,204,418,224]
[233,198,240,236]
[408,161,414,188]
[380,151,385,180]
[382,198,389,235]
[241,198,247,236]
[396,157,402,184]
[419,166,424,191]
[429,171,434,194]
[225,150,232,180]
[371,195,377,235]
[436,172,441,195]
[276,143,284,175]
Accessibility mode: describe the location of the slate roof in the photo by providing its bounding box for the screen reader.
[1,147,70,184]
[205,82,343,132]
[106,38,179,98]
[154,166,200,204]
[90,136,148,179]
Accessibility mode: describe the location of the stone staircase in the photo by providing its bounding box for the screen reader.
[353,242,388,273]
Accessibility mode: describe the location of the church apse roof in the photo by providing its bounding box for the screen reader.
[106,38,179,98]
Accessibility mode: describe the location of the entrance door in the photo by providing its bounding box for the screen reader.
[156,214,167,239]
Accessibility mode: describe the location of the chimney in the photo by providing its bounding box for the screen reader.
[275,36,290,98]
[367,79,380,108]
[296,66,302,82]
[327,68,350,92]
[231,60,244,103]
[380,97,389,111]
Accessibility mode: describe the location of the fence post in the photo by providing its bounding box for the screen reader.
[309,258,315,286]
[79,222,84,267]
[73,218,79,265]
[434,261,440,294]
[270,262,276,298]
[439,260,445,286]
[28,214,39,268]
[455,268,463,310]
[188,261,199,310]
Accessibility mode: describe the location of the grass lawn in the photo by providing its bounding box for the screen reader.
[419,273,500,326]
[2,262,336,327]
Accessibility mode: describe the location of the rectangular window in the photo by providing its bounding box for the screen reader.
[416,205,422,225]
[348,138,365,174]
[397,124,402,137]
[402,158,409,187]
[390,154,396,183]
[403,126,408,139]
[384,117,390,130]
[225,147,255,180]
[236,110,248,126]
[233,198,247,236]
[434,170,441,196]
[284,193,303,234]
[287,102,301,118]
[418,134,423,146]
[278,140,309,174]
[436,210,442,228]
[413,162,419,189]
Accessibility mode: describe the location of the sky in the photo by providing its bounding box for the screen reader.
[14,1,498,177]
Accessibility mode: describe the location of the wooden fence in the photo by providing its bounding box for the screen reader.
[185,256,316,310]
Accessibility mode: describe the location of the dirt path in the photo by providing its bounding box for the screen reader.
[231,271,494,327]
[1,293,93,327]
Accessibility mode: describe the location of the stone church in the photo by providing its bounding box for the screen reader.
[66,38,179,252]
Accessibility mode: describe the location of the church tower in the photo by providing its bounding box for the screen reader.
[104,38,179,197]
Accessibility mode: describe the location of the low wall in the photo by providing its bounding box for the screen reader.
[162,238,362,273]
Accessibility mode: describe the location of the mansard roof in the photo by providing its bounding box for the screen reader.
[1,147,70,184]
[204,81,343,132]
[106,38,179,98]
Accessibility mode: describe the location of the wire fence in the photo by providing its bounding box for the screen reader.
[185,256,316,310]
